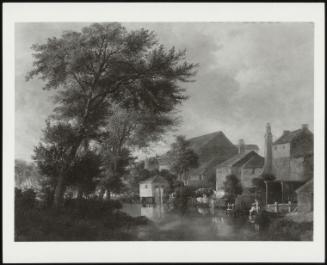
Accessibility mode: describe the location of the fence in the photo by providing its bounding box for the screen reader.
[265,201,295,213]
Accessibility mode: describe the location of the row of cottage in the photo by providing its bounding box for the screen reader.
[141,123,313,211]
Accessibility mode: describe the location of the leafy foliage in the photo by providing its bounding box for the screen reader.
[223,174,243,202]
[28,23,197,206]
[168,135,199,182]
[15,160,41,190]
[33,121,78,183]
[66,151,102,196]
[27,23,197,137]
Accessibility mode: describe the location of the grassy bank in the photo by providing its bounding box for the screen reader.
[255,212,313,241]
[15,194,150,241]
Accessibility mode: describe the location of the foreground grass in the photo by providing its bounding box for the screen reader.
[15,198,150,241]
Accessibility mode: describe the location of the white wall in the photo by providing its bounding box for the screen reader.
[273,143,290,158]
[139,183,153,197]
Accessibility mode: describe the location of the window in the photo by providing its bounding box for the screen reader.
[144,185,148,189]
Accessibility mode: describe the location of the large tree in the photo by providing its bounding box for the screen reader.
[28,23,197,207]
[66,150,102,199]
[33,121,80,206]
[169,135,199,185]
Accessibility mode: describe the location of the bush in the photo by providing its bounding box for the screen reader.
[15,188,36,208]
[63,198,122,219]
[264,218,313,241]
[235,193,255,211]
[195,187,214,197]
[15,197,148,241]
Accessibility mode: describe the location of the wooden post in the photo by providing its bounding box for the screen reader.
[281,181,284,203]
[265,181,269,205]
[274,201,278,213]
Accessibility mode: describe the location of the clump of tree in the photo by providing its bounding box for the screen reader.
[15,159,41,190]
[28,23,197,207]
[223,174,243,203]
[168,135,199,185]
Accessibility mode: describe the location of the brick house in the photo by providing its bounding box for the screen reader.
[272,124,313,182]
[215,143,264,198]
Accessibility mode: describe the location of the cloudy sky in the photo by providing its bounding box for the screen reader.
[15,22,314,161]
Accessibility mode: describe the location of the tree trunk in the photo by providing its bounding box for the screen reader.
[53,173,65,208]
[53,138,83,209]
[99,186,106,200]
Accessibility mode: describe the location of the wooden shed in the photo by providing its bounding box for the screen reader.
[139,176,169,205]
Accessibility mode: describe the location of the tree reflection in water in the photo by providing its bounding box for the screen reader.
[121,202,260,240]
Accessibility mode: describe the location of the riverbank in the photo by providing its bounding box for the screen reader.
[264,212,313,241]
[15,199,150,241]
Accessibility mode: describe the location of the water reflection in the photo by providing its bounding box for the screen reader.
[141,204,165,220]
[121,202,259,240]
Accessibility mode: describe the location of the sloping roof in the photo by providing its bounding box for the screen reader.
[158,131,238,176]
[217,151,259,168]
[187,131,238,176]
[242,154,264,169]
[244,144,259,151]
[139,175,169,185]
[188,131,226,152]
[157,153,170,165]
[296,179,313,193]
[273,129,313,145]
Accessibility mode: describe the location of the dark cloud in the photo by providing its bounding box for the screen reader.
[15,22,314,160]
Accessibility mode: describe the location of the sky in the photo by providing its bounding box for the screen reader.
[15,22,314,161]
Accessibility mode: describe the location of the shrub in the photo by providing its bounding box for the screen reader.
[195,187,214,197]
[63,198,122,219]
[15,188,36,208]
[264,218,313,241]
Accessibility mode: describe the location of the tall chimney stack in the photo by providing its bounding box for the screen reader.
[263,123,273,174]
[238,139,245,154]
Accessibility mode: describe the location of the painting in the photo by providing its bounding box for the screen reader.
[3,2,325,263]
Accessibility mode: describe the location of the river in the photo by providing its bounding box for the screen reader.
[121,203,260,241]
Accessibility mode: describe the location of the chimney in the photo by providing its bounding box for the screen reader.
[302,124,308,130]
[263,123,274,174]
[238,139,245,154]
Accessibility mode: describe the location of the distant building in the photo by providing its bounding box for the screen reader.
[272,124,313,182]
[215,140,264,197]
[238,138,260,153]
[295,179,313,212]
[158,131,239,188]
[144,157,160,172]
[182,131,238,188]
[157,154,170,171]
[139,176,169,205]
[262,123,313,204]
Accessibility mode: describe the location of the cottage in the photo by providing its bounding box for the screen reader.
[261,123,313,204]
[272,124,313,182]
[139,176,169,205]
[158,131,239,188]
[295,179,313,212]
[215,146,264,197]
